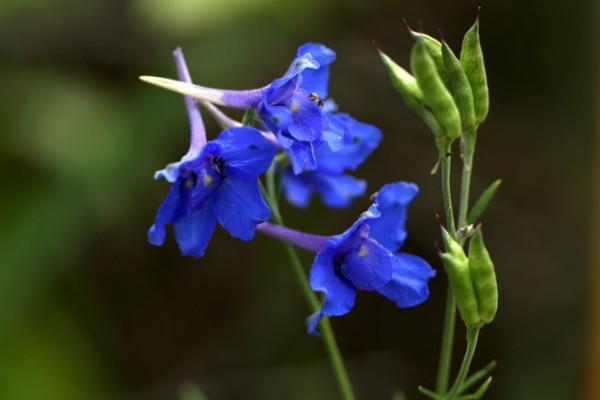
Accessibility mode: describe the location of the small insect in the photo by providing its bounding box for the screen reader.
[308,92,324,107]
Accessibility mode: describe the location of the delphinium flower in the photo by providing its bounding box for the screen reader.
[281,113,382,208]
[140,43,357,174]
[257,182,436,334]
[148,48,276,257]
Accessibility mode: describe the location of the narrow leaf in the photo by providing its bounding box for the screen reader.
[418,386,442,400]
[457,359,497,395]
[467,179,501,224]
[456,377,492,400]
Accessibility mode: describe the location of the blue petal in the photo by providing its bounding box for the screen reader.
[259,102,294,131]
[307,311,325,335]
[266,74,302,106]
[286,90,325,142]
[296,43,336,99]
[213,177,270,241]
[377,253,436,307]
[282,168,313,208]
[340,238,394,291]
[282,53,320,80]
[315,114,382,173]
[366,182,419,252]
[148,179,192,246]
[309,244,356,317]
[313,173,366,208]
[213,127,276,178]
[320,113,352,152]
[173,199,217,257]
[278,133,317,174]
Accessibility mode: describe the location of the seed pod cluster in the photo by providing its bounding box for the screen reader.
[377,15,489,151]
[439,226,498,328]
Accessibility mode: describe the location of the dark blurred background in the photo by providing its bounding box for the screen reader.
[0,0,597,399]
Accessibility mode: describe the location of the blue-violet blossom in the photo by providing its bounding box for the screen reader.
[282,113,382,208]
[257,182,436,334]
[148,48,276,257]
[140,43,353,174]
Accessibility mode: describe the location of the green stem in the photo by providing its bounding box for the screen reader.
[435,144,457,395]
[447,327,480,399]
[264,166,356,400]
[436,283,456,394]
[457,136,476,231]
[439,145,457,235]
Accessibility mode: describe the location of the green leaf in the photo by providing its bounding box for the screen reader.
[455,377,492,400]
[418,386,442,400]
[457,359,497,396]
[467,179,501,225]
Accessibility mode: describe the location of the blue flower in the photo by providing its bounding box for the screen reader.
[281,114,382,208]
[148,48,276,257]
[257,43,341,174]
[306,182,435,334]
[148,127,276,257]
[140,43,352,174]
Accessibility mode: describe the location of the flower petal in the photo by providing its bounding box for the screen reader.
[286,91,325,142]
[266,74,303,106]
[367,182,419,252]
[340,238,394,291]
[173,199,217,257]
[282,53,320,80]
[296,43,336,99]
[320,113,352,152]
[148,179,192,246]
[282,169,313,208]
[278,133,317,174]
[377,252,436,307]
[213,178,270,241]
[313,173,366,208]
[309,244,356,317]
[315,114,382,173]
[307,311,325,335]
[213,127,276,178]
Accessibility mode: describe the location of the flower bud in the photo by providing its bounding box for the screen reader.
[410,42,461,145]
[468,230,498,324]
[460,17,489,126]
[439,226,480,327]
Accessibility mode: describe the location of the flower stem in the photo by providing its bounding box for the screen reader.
[264,166,356,400]
[435,145,457,395]
[447,327,480,398]
[457,142,475,232]
[439,145,457,236]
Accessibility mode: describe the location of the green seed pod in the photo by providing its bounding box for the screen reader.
[440,227,480,327]
[460,18,489,125]
[468,230,498,324]
[411,42,461,143]
[378,49,424,113]
[409,31,449,88]
[442,41,476,132]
